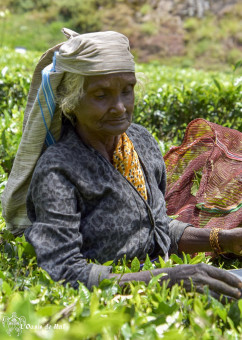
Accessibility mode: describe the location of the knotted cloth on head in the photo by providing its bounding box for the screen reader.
[1,28,135,232]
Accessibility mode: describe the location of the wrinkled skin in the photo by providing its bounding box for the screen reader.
[75,72,242,299]
[109,263,242,301]
[162,263,242,300]
[75,72,136,162]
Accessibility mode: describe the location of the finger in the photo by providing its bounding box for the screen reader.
[194,283,238,303]
[194,286,229,304]
[206,290,234,304]
[205,265,242,289]
[203,276,241,299]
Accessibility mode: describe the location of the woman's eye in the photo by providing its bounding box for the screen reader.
[94,93,106,99]
[122,86,133,95]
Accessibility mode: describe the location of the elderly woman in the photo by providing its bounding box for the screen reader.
[2,29,242,299]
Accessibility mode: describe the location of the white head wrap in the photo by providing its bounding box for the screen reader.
[1,28,135,231]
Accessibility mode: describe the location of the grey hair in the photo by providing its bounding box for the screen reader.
[56,72,85,124]
[134,72,146,103]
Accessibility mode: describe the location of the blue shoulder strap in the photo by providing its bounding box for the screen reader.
[37,52,58,146]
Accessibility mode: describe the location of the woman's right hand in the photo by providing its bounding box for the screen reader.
[110,263,242,300]
[152,263,242,300]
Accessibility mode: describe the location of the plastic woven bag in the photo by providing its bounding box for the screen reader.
[164,119,242,229]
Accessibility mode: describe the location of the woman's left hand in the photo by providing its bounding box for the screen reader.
[178,226,242,255]
[220,228,242,255]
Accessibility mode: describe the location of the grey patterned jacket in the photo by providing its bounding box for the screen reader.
[25,123,190,289]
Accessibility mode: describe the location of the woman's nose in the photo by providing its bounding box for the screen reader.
[109,97,126,114]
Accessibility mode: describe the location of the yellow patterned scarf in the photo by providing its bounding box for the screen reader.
[113,133,148,201]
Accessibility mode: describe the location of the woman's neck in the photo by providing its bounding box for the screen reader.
[75,125,120,163]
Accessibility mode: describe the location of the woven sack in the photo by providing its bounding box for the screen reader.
[164,118,242,230]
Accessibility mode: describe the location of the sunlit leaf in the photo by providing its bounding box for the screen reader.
[78,284,90,304]
[37,304,63,317]
[170,254,183,265]
[131,257,140,273]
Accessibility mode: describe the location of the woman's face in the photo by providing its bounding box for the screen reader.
[75,72,136,139]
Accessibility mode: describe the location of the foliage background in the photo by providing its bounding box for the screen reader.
[0,0,242,70]
[0,0,242,339]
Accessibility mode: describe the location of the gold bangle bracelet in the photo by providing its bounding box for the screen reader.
[209,228,223,254]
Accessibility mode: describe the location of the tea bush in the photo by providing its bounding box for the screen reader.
[135,62,242,144]
[0,49,242,339]
[0,233,241,340]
